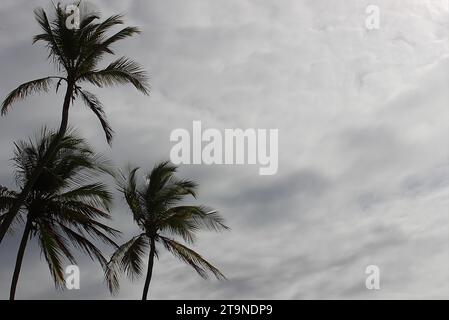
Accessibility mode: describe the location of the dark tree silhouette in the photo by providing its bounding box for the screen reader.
[106,162,229,300]
[0,128,120,300]
[0,2,149,244]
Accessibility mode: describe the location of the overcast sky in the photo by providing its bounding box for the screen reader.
[0,0,448,299]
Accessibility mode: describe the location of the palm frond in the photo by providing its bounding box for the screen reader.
[105,233,147,295]
[56,223,108,269]
[158,213,198,244]
[121,234,149,280]
[50,205,120,247]
[77,26,141,73]
[38,221,76,289]
[79,13,100,30]
[33,7,68,70]
[0,186,17,212]
[0,185,23,235]
[79,57,150,95]
[145,161,183,200]
[159,236,226,280]
[12,128,113,190]
[92,14,125,37]
[77,89,114,143]
[153,179,198,207]
[117,167,145,226]
[161,206,229,235]
[56,183,112,210]
[102,26,141,47]
[51,4,79,63]
[1,78,55,115]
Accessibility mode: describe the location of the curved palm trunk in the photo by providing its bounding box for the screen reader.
[142,237,156,300]
[0,83,74,244]
[58,80,74,136]
[9,218,32,300]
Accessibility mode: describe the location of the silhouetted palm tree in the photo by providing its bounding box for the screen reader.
[106,162,229,300]
[0,2,149,243]
[0,128,120,300]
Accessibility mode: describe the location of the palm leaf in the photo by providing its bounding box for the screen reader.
[77,26,141,73]
[77,89,114,143]
[50,205,120,246]
[121,234,149,280]
[105,233,147,295]
[102,26,141,48]
[38,221,76,289]
[33,8,68,70]
[1,78,55,115]
[56,223,108,269]
[0,186,17,212]
[118,167,145,226]
[79,57,150,95]
[56,183,112,210]
[161,206,229,239]
[159,236,226,280]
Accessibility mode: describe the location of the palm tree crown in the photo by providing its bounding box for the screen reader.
[1,3,150,143]
[1,128,120,299]
[106,162,229,299]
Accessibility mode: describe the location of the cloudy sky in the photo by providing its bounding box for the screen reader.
[0,0,448,299]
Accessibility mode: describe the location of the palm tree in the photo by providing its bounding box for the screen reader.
[106,162,229,300]
[0,2,149,244]
[0,128,120,300]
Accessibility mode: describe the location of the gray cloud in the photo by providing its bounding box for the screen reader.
[0,0,448,299]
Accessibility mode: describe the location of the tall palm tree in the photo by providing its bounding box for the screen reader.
[0,2,150,244]
[106,162,229,300]
[0,128,120,300]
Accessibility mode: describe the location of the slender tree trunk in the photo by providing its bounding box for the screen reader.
[142,237,156,300]
[58,80,74,136]
[0,82,74,244]
[9,218,32,300]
